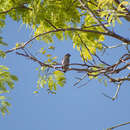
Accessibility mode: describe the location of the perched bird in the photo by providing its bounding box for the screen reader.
[62,53,71,72]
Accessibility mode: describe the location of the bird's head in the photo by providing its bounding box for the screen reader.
[65,53,71,57]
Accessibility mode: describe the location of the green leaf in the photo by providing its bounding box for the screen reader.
[0,90,9,94]
[42,50,46,55]
[48,46,55,50]
[46,54,52,57]
[10,75,18,81]
[0,96,6,100]
[98,78,102,83]
[108,14,113,24]
[48,75,54,90]
[0,36,8,46]
[54,70,66,87]
[0,65,9,70]
[116,17,122,24]
[0,50,6,58]
[104,80,107,87]
[6,80,14,89]
[33,91,39,94]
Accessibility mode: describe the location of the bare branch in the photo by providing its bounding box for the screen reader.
[107,121,130,130]
[111,82,122,101]
[103,43,127,49]
[16,52,55,68]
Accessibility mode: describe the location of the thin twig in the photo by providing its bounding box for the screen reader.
[73,73,88,86]
[103,43,127,49]
[82,23,108,29]
[102,81,122,101]
[107,121,130,130]
[77,79,91,88]
[80,47,87,64]
[94,54,111,66]
[102,93,113,100]
[44,18,57,29]
[112,81,122,101]
[80,47,94,66]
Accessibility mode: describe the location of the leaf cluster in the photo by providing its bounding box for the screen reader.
[0,65,18,116]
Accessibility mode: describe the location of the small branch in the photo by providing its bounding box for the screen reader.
[70,63,89,66]
[77,79,91,88]
[102,81,122,101]
[44,18,57,29]
[113,63,130,74]
[16,52,54,68]
[107,121,130,130]
[82,23,108,29]
[111,81,122,101]
[80,47,87,65]
[102,93,113,100]
[68,67,91,72]
[103,43,127,49]
[0,7,14,14]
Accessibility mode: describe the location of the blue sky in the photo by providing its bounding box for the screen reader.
[0,17,130,130]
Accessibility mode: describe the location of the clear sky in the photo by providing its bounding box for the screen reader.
[0,17,130,130]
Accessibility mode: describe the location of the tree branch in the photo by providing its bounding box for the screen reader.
[78,0,130,43]
[107,121,130,130]
[5,27,130,54]
[0,4,32,14]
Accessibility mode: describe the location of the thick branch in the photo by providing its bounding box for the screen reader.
[108,31,130,45]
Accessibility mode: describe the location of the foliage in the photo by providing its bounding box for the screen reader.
[0,0,130,116]
[0,65,18,116]
[35,67,66,94]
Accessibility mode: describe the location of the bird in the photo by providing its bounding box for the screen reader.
[62,53,71,72]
